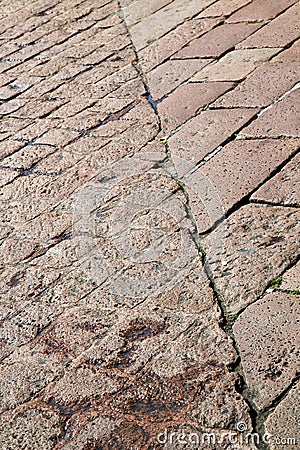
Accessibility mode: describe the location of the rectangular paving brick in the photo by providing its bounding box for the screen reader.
[147,59,211,101]
[213,61,300,108]
[139,17,220,73]
[175,22,262,58]
[129,0,215,50]
[192,48,280,81]
[236,2,300,48]
[239,88,300,138]
[158,81,234,133]
[123,0,173,27]
[251,152,300,207]
[227,0,297,22]
[169,108,258,177]
[273,38,300,62]
[188,138,300,228]
[197,0,251,18]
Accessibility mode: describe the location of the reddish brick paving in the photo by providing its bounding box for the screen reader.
[0,1,299,449]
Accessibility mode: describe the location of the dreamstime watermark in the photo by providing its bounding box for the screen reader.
[156,422,297,447]
[73,151,226,298]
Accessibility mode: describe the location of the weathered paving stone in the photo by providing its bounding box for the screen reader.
[236,2,300,48]
[128,0,215,51]
[147,59,212,101]
[213,61,300,108]
[240,88,300,138]
[279,262,300,292]
[122,0,173,27]
[192,48,281,81]
[202,204,300,314]
[168,108,258,176]
[187,138,300,224]
[139,17,220,73]
[0,402,62,449]
[233,291,300,410]
[251,152,300,207]
[175,22,262,59]
[264,382,300,449]
[38,301,252,449]
[158,81,234,133]
[227,0,297,23]
[197,0,252,18]
[273,38,300,62]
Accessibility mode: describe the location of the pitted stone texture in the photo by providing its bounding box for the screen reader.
[213,61,300,108]
[265,382,300,450]
[139,17,220,73]
[147,59,211,101]
[273,38,300,62]
[158,81,234,133]
[197,0,252,18]
[169,108,257,177]
[227,0,297,23]
[240,89,300,138]
[251,152,300,206]
[38,301,252,449]
[202,204,300,314]
[187,138,300,227]
[0,402,61,449]
[236,2,300,48]
[175,22,262,58]
[129,0,215,51]
[233,291,300,409]
[122,0,173,27]
[192,48,280,81]
[280,262,300,292]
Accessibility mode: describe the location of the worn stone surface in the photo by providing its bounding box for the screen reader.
[233,291,300,409]
[0,0,299,447]
[213,61,300,108]
[240,88,300,138]
[264,382,300,449]
[279,262,300,292]
[227,0,298,23]
[202,204,300,314]
[236,2,300,48]
[192,48,280,81]
[251,152,300,206]
[158,81,234,133]
[175,22,262,58]
[168,108,259,175]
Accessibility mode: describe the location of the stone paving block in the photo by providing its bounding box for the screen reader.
[273,38,300,62]
[168,108,258,176]
[265,382,300,450]
[280,262,300,292]
[175,22,262,59]
[192,48,281,81]
[213,61,300,108]
[236,2,300,48]
[129,0,215,50]
[233,291,300,409]
[202,204,300,314]
[158,81,234,133]
[123,0,173,27]
[0,402,62,450]
[187,138,300,229]
[197,0,251,18]
[147,59,212,101]
[251,152,300,207]
[139,17,220,73]
[240,88,300,138]
[227,0,297,23]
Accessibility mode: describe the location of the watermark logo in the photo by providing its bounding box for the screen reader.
[156,422,297,447]
[73,151,225,299]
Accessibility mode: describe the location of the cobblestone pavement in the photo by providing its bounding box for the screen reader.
[0,0,299,449]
